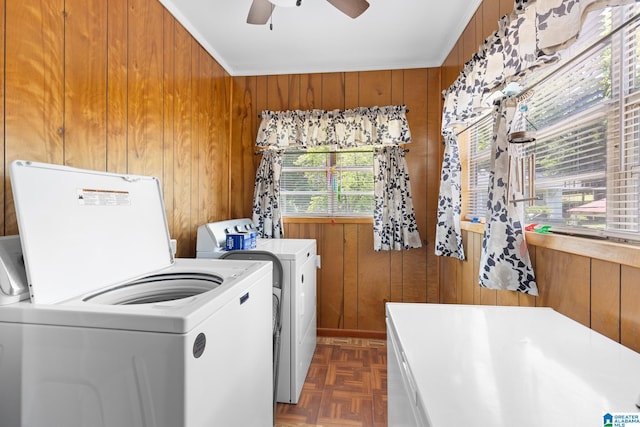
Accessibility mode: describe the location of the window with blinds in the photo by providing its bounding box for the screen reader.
[465,114,493,219]
[280,146,374,217]
[463,4,640,241]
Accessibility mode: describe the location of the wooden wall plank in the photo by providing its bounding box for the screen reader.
[621,266,640,352]
[496,289,520,306]
[127,0,164,179]
[320,223,345,328]
[472,232,482,303]
[107,0,128,175]
[267,74,289,111]
[189,41,201,256]
[162,10,176,235]
[64,0,107,171]
[426,68,441,303]
[536,248,591,327]
[480,288,497,305]
[474,5,484,49]
[499,0,513,17]
[482,0,502,41]
[591,259,621,342]
[321,73,345,111]
[357,223,390,330]
[171,24,193,257]
[5,0,65,234]
[256,75,268,118]
[358,70,391,107]
[343,224,359,329]
[390,249,404,303]
[440,256,459,303]
[462,11,477,65]
[210,57,227,221]
[301,73,322,110]
[288,74,301,110]
[403,69,428,303]
[286,223,300,238]
[230,76,257,218]
[391,70,404,106]
[197,47,215,226]
[344,72,359,109]
[460,230,475,304]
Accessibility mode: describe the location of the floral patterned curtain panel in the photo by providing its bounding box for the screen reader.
[373,146,423,251]
[253,105,422,249]
[436,0,634,294]
[479,99,538,295]
[252,149,284,238]
[434,130,465,260]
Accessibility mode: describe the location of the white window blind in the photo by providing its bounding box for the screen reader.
[463,4,640,241]
[280,146,374,217]
[465,114,493,219]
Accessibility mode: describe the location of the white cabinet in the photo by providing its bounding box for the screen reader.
[386,303,640,427]
[387,317,429,427]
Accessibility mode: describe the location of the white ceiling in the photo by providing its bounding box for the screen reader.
[158,0,482,76]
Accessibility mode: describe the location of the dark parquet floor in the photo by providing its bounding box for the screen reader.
[275,337,387,427]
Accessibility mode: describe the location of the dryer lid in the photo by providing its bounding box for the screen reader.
[10,160,174,304]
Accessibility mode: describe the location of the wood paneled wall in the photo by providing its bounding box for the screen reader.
[231,70,442,332]
[1,0,231,257]
[440,229,640,352]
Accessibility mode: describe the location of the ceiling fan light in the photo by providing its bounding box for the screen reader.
[269,0,299,7]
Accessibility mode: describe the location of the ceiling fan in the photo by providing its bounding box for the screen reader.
[247,0,370,25]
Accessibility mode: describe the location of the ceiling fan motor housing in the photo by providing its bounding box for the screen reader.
[248,0,368,25]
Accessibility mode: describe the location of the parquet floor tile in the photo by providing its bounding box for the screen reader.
[275,337,387,427]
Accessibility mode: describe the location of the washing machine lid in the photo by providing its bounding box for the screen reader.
[10,160,174,304]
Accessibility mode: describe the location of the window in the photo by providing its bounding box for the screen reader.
[280,146,374,217]
[463,4,640,241]
[463,114,493,220]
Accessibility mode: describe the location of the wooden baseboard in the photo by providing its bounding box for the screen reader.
[317,327,386,340]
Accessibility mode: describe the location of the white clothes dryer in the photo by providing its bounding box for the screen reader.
[0,161,274,427]
[196,219,318,404]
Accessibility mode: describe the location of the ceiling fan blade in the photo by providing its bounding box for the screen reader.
[325,0,369,19]
[247,0,274,25]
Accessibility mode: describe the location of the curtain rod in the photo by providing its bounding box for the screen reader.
[253,148,410,155]
[257,108,410,118]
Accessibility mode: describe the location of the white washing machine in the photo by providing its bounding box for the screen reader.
[0,161,274,427]
[196,220,318,404]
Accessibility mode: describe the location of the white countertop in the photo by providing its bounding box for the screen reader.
[386,303,640,426]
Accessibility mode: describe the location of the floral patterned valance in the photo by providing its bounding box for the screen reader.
[441,0,636,132]
[256,105,411,149]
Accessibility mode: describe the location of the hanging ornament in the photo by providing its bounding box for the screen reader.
[509,92,536,143]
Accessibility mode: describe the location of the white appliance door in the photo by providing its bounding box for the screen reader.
[10,160,174,304]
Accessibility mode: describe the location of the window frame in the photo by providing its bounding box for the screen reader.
[279,146,375,218]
